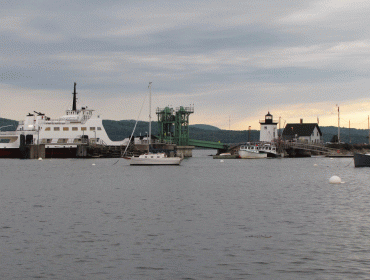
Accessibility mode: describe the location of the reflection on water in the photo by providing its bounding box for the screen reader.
[0,151,369,279]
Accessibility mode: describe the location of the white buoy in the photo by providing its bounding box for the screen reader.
[220,160,224,163]
[329,176,342,184]
[313,164,318,167]
[38,157,42,161]
[92,163,96,166]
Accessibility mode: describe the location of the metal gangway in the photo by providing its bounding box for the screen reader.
[279,141,336,155]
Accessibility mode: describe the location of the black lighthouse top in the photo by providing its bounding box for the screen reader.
[259,112,277,125]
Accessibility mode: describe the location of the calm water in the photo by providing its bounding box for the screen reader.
[1,150,369,279]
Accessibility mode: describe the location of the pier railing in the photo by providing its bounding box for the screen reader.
[279,141,336,154]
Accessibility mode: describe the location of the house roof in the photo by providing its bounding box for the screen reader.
[282,123,322,137]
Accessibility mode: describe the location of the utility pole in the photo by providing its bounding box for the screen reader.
[279,116,281,137]
[349,120,351,144]
[248,126,251,142]
[336,105,340,143]
[229,116,230,130]
[148,82,152,148]
[368,116,370,145]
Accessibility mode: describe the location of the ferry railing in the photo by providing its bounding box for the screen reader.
[0,131,19,135]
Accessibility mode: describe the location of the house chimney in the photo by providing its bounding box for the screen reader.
[300,119,303,124]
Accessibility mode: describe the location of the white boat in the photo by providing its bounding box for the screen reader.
[0,83,130,158]
[129,152,182,165]
[258,143,279,157]
[125,82,183,166]
[238,144,267,159]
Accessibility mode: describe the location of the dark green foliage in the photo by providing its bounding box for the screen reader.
[102,120,159,141]
[330,135,339,143]
[0,118,18,131]
[190,124,221,131]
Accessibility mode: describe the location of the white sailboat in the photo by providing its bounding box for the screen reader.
[126,82,183,166]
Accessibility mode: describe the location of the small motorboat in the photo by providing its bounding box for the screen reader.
[354,153,370,167]
[238,145,267,159]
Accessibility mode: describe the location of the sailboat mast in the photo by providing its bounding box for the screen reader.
[148,82,152,152]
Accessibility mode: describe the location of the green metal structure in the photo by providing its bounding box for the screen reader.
[156,106,193,146]
[156,106,228,150]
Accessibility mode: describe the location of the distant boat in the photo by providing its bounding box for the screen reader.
[124,82,183,166]
[354,153,370,167]
[238,144,267,159]
[213,153,238,159]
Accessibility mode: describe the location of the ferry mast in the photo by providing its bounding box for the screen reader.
[72,82,77,111]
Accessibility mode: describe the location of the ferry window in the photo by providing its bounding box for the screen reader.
[63,127,69,131]
[90,127,95,131]
[54,127,60,131]
[97,127,102,130]
[45,127,51,131]
[81,127,87,131]
[72,127,78,131]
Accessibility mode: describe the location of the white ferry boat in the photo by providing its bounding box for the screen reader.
[0,83,129,158]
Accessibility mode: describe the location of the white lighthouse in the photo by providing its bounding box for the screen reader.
[259,112,278,142]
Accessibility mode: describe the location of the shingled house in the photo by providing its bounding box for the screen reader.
[282,120,323,144]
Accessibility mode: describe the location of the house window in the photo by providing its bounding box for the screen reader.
[90,127,95,131]
[81,127,87,131]
[97,127,102,130]
[54,127,60,131]
[63,127,69,131]
[72,127,78,131]
[45,127,51,131]
[317,132,319,136]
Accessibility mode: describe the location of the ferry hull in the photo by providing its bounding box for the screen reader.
[45,147,78,158]
[0,148,24,158]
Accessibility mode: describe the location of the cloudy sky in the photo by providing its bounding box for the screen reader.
[1,0,370,130]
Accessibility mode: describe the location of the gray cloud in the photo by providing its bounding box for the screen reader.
[1,1,370,128]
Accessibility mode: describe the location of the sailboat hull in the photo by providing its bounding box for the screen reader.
[130,156,182,165]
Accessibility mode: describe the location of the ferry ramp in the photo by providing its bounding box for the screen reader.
[188,139,229,150]
[280,142,336,155]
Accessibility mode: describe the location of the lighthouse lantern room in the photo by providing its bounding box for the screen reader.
[259,112,278,142]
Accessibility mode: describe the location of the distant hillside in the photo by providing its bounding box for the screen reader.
[1,117,369,144]
[0,118,18,131]
[189,124,221,131]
